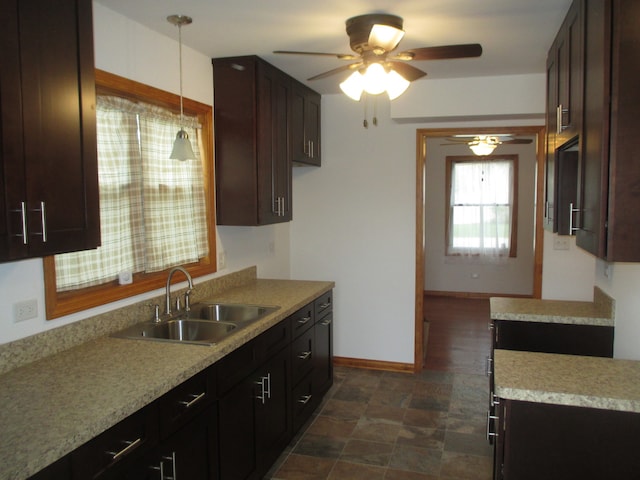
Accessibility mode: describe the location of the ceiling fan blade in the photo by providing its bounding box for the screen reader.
[502,139,533,144]
[307,62,362,81]
[273,50,358,60]
[387,61,427,81]
[395,43,482,61]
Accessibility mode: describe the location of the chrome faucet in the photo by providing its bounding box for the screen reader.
[164,266,194,318]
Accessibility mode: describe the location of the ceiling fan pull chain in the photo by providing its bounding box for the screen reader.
[363,94,368,128]
[373,96,378,127]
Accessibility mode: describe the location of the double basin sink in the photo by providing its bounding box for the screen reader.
[112,302,279,346]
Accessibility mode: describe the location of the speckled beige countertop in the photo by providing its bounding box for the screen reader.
[490,287,615,326]
[494,349,640,413]
[0,270,333,480]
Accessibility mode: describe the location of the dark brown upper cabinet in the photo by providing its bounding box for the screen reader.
[213,56,292,226]
[577,0,640,261]
[290,82,321,167]
[213,55,322,226]
[544,0,584,233]
[0,0,100,262]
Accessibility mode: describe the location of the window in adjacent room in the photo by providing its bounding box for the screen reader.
[43,70,216,319]
[445,155,518,260]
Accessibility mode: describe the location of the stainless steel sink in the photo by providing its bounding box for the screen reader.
[111,302,279,346]
[112,319,237,346]
[188,302,279,324]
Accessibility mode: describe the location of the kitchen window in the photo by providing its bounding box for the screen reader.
[43,70,216,319]
[445,155,518,260]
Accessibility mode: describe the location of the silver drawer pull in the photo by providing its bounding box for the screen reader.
[298,394,312,405]
[320,318,332,326]
[106,437,142,461]
[12,202,28,244]
[298,351,311,360]
[178,391,206,408]
[297,316,312,325]
[318,302,330,309]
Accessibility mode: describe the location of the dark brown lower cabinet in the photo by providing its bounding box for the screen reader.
[493,319,613,357]
[494,399,640,480]
[125,405,217,480]
[27,290,334,480]
[218,347,291,480]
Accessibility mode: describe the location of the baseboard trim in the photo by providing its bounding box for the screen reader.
[334,356,415,373]
[424,290,532,299]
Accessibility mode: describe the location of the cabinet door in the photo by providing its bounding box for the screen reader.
[126,406,217,480]
[290,82,321,167]
[314,312,333,399]
[9,0,99,259]
[556,0,584,145]
[577,0,609,257]
[544,47,558,232]
[305,92,321,164]
[256,348,291,476]
[256,61,291,224]
[217,373,259,480]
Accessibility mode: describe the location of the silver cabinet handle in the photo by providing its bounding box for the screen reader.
[486,411,499,442]
[298,351,312,360]
[255,373,271,404]
[15,202,28,244]
[310,140,314,158]
[29,201,47,242]
[318,302,330,310]
[298,394,312,405]
[556,104,569,134]
[106,437,143,461]
[162,452,177,480]
[486,356,493,377]
[297,316,312,325]
[487,322,494,332]
[178,391,206,409]
[569,202,581,234]
[320,318,332,326]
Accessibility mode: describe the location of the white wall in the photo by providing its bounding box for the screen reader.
[595,261,640,360]
[424,137,537,296]
[541,231,595,300]
[0,3,290,345]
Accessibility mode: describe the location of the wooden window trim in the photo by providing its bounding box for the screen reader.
[444,154,519,258]
[43,69,216,319]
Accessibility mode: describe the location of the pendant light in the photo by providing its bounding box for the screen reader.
[167,14,196,161]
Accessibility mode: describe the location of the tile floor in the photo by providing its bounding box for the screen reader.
[266,366,493,479]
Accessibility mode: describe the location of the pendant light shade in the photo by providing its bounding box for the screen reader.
[339,63,411,101]
[167,14,195,161]
[170,129,196,160]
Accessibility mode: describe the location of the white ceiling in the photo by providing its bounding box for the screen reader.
[95,0,572,95]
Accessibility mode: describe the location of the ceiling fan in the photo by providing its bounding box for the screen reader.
[274,13,482,100]
[442,134,533,156]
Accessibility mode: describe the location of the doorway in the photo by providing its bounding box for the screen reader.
[413,126,546,370]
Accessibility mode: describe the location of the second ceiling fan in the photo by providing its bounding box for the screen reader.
[274,13,482,100]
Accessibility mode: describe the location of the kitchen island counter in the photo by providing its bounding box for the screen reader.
[494,349,640,412]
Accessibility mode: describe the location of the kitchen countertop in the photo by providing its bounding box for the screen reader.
[494,349,640,413]
[0,275,333,480]
[489,287,614,326]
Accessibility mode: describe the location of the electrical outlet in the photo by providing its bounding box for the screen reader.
[218,251,227,269]
[14,299,38,322]
[553,236,571,250]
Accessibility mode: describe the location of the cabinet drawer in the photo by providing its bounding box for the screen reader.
[159,370,211,438]
[314,291,332,319]
[291,302,314,338]
[71,404,159,479]
[258,317,292,360]
[291,327,314,383]
[217,340,258,396]
[292,373,315,432]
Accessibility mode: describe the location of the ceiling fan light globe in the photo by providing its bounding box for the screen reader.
[368,24,405,52]
[469,141,497,156]
[340,71,365,101]
[386,69,410,100]
[363,63,388,95]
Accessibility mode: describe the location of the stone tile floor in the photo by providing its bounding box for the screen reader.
[266,366,493,479]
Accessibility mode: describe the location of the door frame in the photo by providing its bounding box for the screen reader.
[414,126,546,371]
